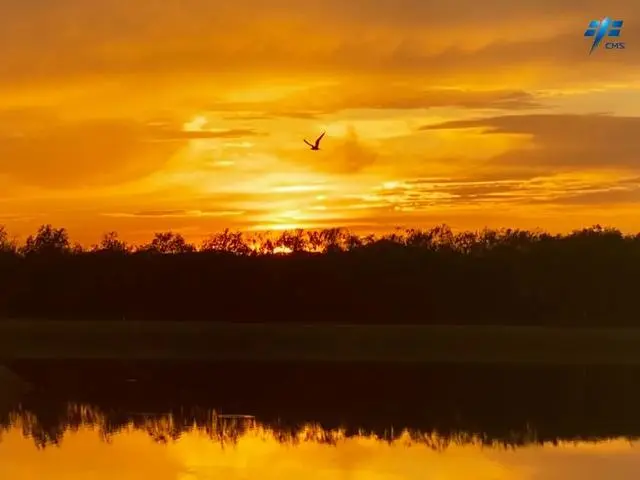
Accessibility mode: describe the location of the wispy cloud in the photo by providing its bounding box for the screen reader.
[2,0,637,86]
[103,209,245,218]
[1,0,640,242]
[0,111,262,189]
[150,127,263,140]
[421,114,640,171]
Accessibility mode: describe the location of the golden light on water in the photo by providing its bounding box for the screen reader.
[2,408,640,479]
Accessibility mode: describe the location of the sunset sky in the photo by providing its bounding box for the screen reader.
[0,1,639,244]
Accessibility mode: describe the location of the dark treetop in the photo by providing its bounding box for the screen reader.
[0,223,638,326]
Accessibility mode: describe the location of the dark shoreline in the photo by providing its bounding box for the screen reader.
[3,321,640,364]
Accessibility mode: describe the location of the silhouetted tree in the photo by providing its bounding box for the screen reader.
[248,233,275,255]
[0,225,16,254]
[0,223,639,326]
[276,229,308,253]
[21,224,70,256]
[319,228,347,253]
[92,231,131,253]
[141,232,195,254]
[201,229,250,255]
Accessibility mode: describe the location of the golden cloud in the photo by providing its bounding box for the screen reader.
[421,114,640,171]
[1,0,637,88]
[0,112,262,188]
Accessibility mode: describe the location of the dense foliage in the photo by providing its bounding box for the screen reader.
[0,224,638,325]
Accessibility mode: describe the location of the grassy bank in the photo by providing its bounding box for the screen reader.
[2,321,640,364]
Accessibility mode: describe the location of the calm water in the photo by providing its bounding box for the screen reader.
[2,362,640,479]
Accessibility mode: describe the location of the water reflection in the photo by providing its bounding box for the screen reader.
[1,406,640,479]
[4,362,640,478]
[6,362,640,446]
[0,404,506,449]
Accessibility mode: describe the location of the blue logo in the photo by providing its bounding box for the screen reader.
[584,17,625,54]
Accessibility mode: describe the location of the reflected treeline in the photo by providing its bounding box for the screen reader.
[0,404,487,450]
[4,362,640,448]
[1,223,639,325]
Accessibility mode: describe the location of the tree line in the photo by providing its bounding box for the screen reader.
[0,223,638,326]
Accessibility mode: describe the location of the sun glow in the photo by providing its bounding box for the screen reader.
[183,115,208,131]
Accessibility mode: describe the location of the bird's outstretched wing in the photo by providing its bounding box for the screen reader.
[314,131,326,148]
[304,139,314,147]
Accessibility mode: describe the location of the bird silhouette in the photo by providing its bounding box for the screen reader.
[304,132,325,150]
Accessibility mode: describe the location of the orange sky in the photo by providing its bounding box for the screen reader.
[1,1,639,245]
[2,420,640,479]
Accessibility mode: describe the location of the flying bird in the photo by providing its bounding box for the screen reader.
[304,131,325,151]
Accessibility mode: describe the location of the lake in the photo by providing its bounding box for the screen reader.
[2,362,640,478]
